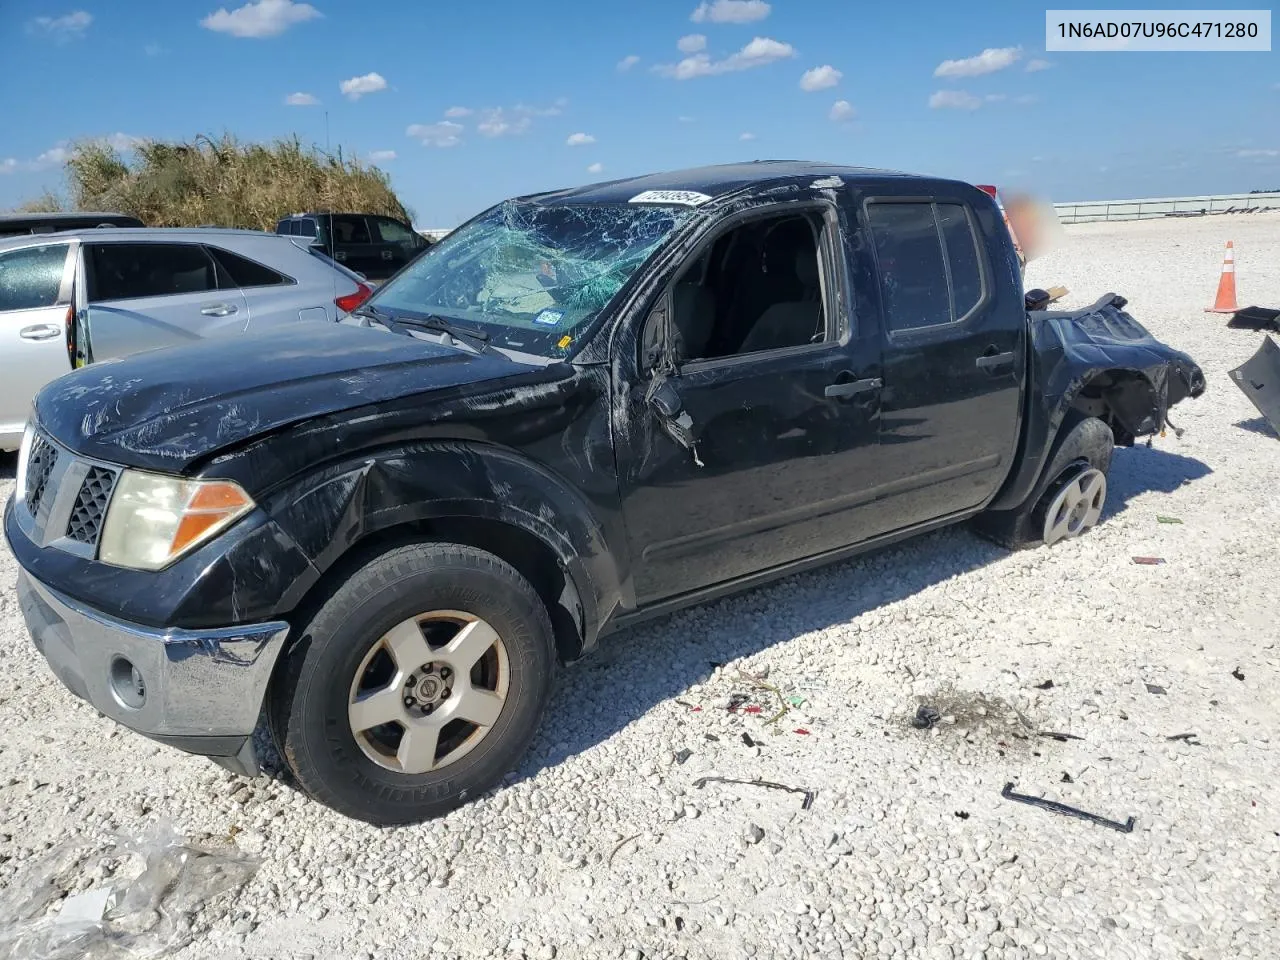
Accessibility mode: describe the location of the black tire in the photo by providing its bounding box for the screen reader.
[973,413,1114,550]
[268,542,555,825]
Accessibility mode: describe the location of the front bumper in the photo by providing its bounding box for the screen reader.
[17,569,289,775]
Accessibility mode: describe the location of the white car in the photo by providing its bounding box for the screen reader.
[0,227,373,450]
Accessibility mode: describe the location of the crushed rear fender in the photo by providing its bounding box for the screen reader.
[989,293,1206,512]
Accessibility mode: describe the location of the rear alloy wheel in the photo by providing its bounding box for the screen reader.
[1041,467,1106,546]
[269,542,555,825]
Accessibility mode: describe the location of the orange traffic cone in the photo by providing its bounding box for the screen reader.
[1205,241,1238,313]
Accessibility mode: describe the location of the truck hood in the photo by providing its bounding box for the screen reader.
[35,322,536,472]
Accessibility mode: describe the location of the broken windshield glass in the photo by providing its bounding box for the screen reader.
[369,200,694,357]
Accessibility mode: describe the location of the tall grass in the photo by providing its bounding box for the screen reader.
[21,133,411,229]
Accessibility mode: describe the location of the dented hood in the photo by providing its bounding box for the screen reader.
[34,322,529,472]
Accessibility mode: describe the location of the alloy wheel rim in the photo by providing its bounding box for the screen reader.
[347,610,510,774]
[1042,467,1107,546]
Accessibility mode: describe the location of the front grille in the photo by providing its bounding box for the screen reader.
[65,467,116,545]
[25,434,58,513]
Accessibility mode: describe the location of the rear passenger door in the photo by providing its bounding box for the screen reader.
[0,241,75,437]
[205,243,330,327]
[80,241,248,362]
[862,195,1025,528]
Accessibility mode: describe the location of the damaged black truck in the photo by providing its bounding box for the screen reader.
[6,163,1204,825]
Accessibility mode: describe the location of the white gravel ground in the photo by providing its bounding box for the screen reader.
[1,212,1278,960]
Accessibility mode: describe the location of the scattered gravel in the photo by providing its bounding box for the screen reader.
[1,213,1278,959]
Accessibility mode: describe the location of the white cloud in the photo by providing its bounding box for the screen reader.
[587,162,604,174]
[340,72,387,101]
[27,10,92,41]
[0,141,84,174]
[739,132,757,141]
[934,46,1021,79]
[0,159,18,175]
[1238,148,1280,158]
[691,0,770,24]
[475,108,529,138]
[104,133,145,151]
[444,106,472,118]
[407,121,463,148]
[678,34,707,54]
[678,115,696,123]
[367,150,397,162]
[35,147,70,166]
[617,55,641,72]
[929,89,982,110]
[200,0,320,38]
[984,93,1007,102]
[800,65,841,92]
[829,100,856,122]
[566,132,596,147]
[1025,59,1051,72]
[656,36,795,80]
[285,91,320,106]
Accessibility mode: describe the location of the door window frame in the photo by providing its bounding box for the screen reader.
[860,195,991,344]
[83,240,222,303]
[639,198,853,376]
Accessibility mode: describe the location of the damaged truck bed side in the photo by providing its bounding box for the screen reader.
[5,162,1205,825]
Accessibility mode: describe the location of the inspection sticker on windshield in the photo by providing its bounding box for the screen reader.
[628,190,714,207]
[534,309,565,326]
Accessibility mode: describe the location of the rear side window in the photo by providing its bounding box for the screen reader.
[275,220,291,235]
[331,215,371,244]
[372,217,415,243]
[298,218,318,238]
[88,243,218,301]
[866,201,985,332]
[0,244,68,311]
[208,246,292,287]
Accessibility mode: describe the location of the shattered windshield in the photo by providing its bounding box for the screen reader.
[369,200,694,357]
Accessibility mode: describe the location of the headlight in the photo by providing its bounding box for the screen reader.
[99,471,254,571]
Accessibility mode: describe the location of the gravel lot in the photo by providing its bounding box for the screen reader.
[1,212,1278,960]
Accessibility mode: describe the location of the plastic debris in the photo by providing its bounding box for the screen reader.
[741,733,759,748]
[1166,732,1202,745]
[1034,679,1055,690]
[1061,772,1075,783]
[911,705,942,729]
[1156,515,1183,524]
[1132,556,1166,565]
[786,695,806,708]
[693,776,816,811]
[954,811,970,820]
[726,693,750,712]
[1001,782,1136,833]
[674,748,693,765]
[743,706,762,715]
[793,728,811,736]
[1039,731,1085,742]
[1232,667,1245,681]
[0,822,258,960]
[1145,683,1168,695]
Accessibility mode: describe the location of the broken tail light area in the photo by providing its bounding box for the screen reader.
[335,281,374,315]
[976,184,1026,268]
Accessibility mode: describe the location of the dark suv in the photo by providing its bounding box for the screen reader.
[0,212,144,240]
[274,212,432,280]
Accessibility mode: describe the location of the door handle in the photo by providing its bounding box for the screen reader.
[20,324,62,341]
[975,350,1015,371]
[200,303,239,317]
[825,377,882,399]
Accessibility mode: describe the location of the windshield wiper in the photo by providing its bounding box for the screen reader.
[392,315,491,353]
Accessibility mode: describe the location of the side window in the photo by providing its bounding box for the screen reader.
[297,218,318,238]
[207,246,293,288]
[0,244,69,311]
[332,215,371,244]
[936,203,982,319]
[87,243,218,301]
[865,203,950,331]
[663,210,829,364]
[866,201,985,332]
[373,217,415,243]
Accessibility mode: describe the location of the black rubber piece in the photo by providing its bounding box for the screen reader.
[268,542,555,825]
[973,412,1114,550]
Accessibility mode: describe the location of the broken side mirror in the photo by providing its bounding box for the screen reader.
[648,379,683,418]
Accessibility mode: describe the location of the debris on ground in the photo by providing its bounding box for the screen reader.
[954,811,970,820]
[1156,515,1184,524]
[1145,683,1168,695]
[1133,556,1167,565]
[1061,772,1075,783]
[911,705,942,730]
[1166,733,1202,744]
[1229,336,1280,437]
[693,776,816,811]
[741,733,760,748]
[0,822,258,960]
[793,728,811,736]
[1226,304,1280,332]
[1001,782,1136,834]
[1034,680,1055,690]
[1038,731,1085,742]
[673,748,693,765]
[1232,667,1245,681]
[743,824,766,845]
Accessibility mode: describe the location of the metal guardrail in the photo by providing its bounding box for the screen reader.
[1054,192,1280,224]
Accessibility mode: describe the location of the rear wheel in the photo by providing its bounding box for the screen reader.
[268,542,555,825]
[973,413,1114,550]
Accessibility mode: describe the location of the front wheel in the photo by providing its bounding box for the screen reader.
[268,542,555,825]
[973,413,1114,550]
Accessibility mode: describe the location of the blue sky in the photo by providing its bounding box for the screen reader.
[1,0,1277,227]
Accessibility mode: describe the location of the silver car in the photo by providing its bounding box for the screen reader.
[0,228,372,450]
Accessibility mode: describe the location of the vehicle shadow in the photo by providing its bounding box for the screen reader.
[1234,416,1277,439]
[1099,444,1213,521]
[0,452,15,482]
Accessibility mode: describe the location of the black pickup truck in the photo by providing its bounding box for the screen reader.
[6,163,1204,825]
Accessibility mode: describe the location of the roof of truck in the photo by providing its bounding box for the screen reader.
[523,160,934,206]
